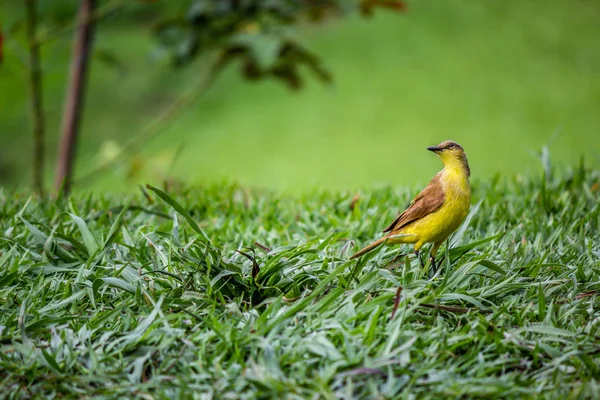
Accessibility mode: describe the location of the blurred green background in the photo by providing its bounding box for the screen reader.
[2,0,599,192]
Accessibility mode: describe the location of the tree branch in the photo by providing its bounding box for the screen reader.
[55,0,97,194]
[25,0,45,196]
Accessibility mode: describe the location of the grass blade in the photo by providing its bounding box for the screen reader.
[69,213,99,257]
[450,194,486,247]
[146,185,211,244]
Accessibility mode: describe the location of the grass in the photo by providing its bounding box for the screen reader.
[1,159,600,398]
[2,0,600,190]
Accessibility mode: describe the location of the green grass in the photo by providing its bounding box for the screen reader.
[1,160,600,398]
[2,0,600,190]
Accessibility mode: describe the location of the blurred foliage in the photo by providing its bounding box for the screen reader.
[154,0,406,89]
[4,0,597,190]
[0,0,404,186]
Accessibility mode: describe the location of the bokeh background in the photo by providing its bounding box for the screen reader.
[2,0,599,192]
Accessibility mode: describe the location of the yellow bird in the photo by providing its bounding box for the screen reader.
[350,140,471,272]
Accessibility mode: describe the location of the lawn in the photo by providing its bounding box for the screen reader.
[1,160,599,398]
[2,0,600,191]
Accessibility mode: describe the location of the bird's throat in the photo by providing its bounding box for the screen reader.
[441,159,471,193]
[443,156,470,178]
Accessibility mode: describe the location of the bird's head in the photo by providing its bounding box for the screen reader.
[427,140,470,176]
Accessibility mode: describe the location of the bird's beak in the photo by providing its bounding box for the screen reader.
[427,146,442,153]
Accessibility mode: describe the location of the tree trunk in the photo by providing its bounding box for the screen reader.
[55,0,96,194]
[25,0,45,196]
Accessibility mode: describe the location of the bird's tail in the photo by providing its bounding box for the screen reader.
[349,237,387,260]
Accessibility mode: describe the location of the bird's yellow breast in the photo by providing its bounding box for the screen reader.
[396,164,471,247]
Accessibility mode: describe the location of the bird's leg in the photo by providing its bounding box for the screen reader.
[429,255,437,275]
[429,241,442,278]
[415,250,424,268]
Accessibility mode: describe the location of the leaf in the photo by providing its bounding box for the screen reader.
[304,335,343,361]
[92,278,103,300]
[146,185,211,244]
[261,261,350,334]
[478,259,506,276]
[236,248,260,281]
[144,269,183,282]
[231,33,282,70]
[517,325,576,337]
[272,63,303,90]
[538,284,547,321]
[282,41,332,85]
[450,194,485,247]
[69,213,99,257]
[0,245,16,268]
[123,296,163,346]
[41,349,63,374]
[439,293,486,310]
[449,233,502,261]
[171,212,180,245]
[39,290,87,313]
[104,203,129,248]
[20,217,48,242]
[26,316,79,331]
[101,277,136,294]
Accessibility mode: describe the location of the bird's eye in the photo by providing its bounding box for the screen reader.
[447,144,455,149]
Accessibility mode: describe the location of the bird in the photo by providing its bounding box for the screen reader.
[350,140,471,273]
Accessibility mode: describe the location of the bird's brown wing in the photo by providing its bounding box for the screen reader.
[382,173,445,233]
